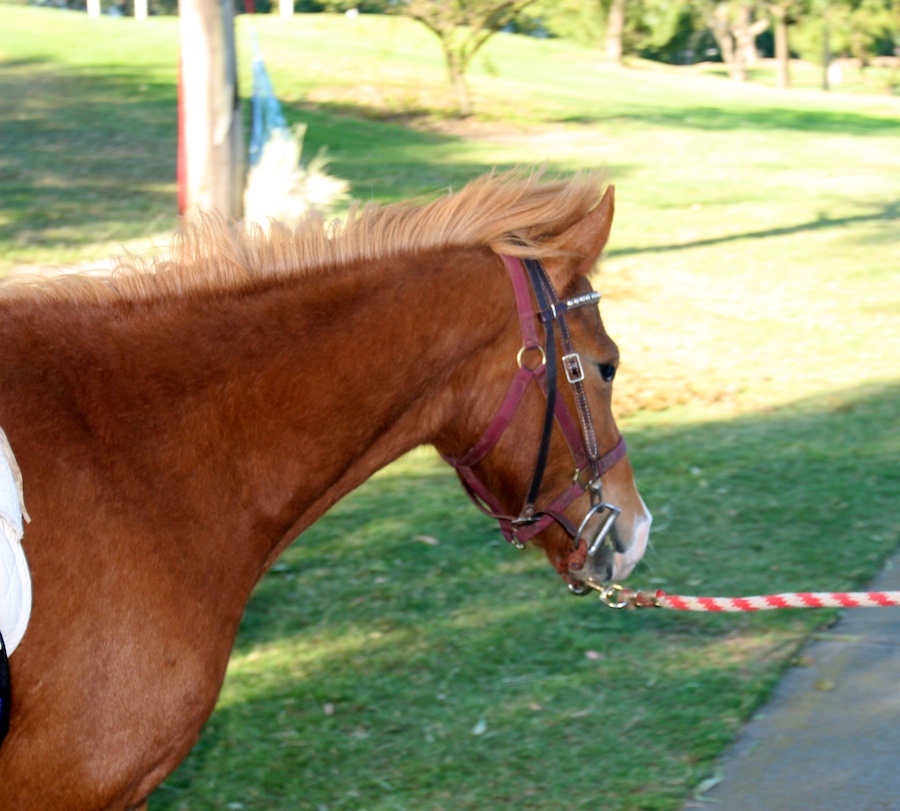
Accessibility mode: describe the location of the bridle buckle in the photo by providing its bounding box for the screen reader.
[562,352,585,384]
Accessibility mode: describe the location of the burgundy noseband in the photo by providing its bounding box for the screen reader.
[441,254,627,590]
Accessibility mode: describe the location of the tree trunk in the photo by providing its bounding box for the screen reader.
[736,4,755,67]
[444,47,472,117]
[711,5,744,81]
[405,0,540,118]
[178,0,244,219]
[772,5,790,88]
[605,0,626,64]
[733,5,769,78]
[710,2,769,82]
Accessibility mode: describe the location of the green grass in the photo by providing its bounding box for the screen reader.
[1,8,899,810]
[156,384,898,811]
[0,9,180,263]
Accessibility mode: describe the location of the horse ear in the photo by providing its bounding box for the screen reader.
[544,184,615,288]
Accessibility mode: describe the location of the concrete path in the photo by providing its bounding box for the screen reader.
[684,551,900,811]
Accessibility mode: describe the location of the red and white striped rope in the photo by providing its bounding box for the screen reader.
[605,587,900,611]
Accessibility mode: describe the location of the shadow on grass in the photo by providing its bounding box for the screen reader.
[0,58,179,253]
[236,379,900,651]
[608,199,900,258]
[0,57,546,261]
[557,103,899,136]
[285,103,526,203]
[153,381,899,810]
[284,99,645,199]
[3,54,623,263]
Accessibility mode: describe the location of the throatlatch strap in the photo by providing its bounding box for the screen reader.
[0,629,10,745]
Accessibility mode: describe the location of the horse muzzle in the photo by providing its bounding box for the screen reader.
[567,496,652,595]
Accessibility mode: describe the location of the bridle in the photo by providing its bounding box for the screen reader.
[441,254,628,594]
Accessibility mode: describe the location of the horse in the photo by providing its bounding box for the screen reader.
[0,170,651,810]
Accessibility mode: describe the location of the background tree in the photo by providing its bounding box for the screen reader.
[606,0,628,60]
[703,0,770,79]
[791,0,897,87]
[533,0,717,67]
[764,0,808,86]
[529,0,631,63]
[630,0,706,61]
[399,0,540,116]
[530,0,606,46]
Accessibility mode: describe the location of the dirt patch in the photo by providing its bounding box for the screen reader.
[602,275,743,419]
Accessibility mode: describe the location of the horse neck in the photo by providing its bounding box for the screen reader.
[241,247,511,560]
[22,246,512,573]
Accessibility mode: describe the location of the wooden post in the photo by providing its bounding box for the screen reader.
[177,0,244,219]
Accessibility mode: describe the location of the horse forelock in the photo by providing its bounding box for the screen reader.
[1,169,607,304]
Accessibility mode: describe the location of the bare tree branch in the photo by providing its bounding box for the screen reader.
[401,0,539,116]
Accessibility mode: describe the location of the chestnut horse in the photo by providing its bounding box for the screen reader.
[0,171,651,809]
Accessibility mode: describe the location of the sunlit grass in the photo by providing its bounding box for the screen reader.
[152,384,898,811]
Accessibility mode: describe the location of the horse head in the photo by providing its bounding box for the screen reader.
[438,185,652,594]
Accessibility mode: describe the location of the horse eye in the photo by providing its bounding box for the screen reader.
[598,364,617,382]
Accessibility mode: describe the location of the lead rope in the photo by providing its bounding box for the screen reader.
[599,584,900,611]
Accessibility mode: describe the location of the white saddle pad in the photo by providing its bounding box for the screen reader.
[0,427,30,657]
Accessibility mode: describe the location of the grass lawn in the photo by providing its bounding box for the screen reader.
[1,8,899,810]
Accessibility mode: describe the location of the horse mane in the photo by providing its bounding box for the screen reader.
[1,169,607,304]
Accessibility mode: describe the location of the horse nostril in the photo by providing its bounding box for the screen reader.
[604,561,614,582]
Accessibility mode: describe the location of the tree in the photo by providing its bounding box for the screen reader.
[529,0,628,64]
[792,0,898,88]
[530,0,607,47]
[768,1,791,86]
[759,0,807,88]
[399,0,540,116]
[533,0,707,67]
[703,0,770,79]
[606,0,628,61]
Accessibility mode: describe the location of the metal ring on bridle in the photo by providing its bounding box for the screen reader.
[516,345,546,370]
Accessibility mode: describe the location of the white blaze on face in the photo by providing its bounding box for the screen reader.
[611,495,652,581]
